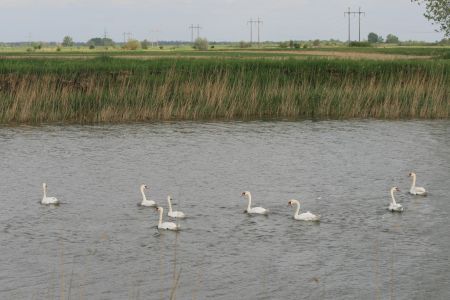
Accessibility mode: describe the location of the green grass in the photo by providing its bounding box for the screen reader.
[0,57,448,123]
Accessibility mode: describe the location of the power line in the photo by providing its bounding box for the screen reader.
[344,7,365,44]
[188,24,202,42]
[256,17,263,46]
[248,17,263,47]
[247,18,255,45]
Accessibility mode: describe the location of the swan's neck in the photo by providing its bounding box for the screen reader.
[168,197,173,213]
[391,189,397,205]
[247,193,252,211]
[159,209,163,226]
[43,186,47,198]
[411,175,416,189]
[140,187,147,202]
[294,202,300,217]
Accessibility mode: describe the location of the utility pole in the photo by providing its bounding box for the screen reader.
[189,24,201,42]
[189,24,194,43]
[344,7,365,44]
[196,24,202,39]
[247,18,254,45]
[150,29,160,47]
[357,7,365,42]
[344,7,352,45]
[256,17,263,46]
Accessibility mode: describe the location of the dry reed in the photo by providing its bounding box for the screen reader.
[0,58,448,123]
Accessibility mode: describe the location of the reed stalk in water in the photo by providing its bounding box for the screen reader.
[0,57,448,123]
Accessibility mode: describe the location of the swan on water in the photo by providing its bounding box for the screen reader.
[167,196,185,218]
[139,184,156,207]
[388,187,403,212]
[156,206,180,231]
[408,172,427,196]
[241,191,268,215]
[287,199,320,221]
[41,183,59,205]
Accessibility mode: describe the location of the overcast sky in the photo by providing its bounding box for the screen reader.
[0,0,444,43]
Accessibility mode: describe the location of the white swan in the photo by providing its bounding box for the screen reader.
[288,199,320,221]
[156,207,180,231]
[139,184,156,206]
[41,183,59,205]
[241,191,268,214]
[408,172,427,195]
[388,187,403,212]
[167,196,185,218]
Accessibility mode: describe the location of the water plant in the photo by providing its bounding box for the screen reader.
[0,57,448,123]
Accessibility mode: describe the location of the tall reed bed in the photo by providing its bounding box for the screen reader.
[0,57,448,123]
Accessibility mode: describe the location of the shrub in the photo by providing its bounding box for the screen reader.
[349,41,371,47]
[123,39,141,50]
[193,38,208,50]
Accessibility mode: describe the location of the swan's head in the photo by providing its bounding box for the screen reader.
[167,195,172,201]
[140,184,148,190]
[43,183,47,189]
[241,191,250,197]
[156,206,163,212]
[288,199,299,206]
[392,187,400,192]
[408,172,416,177]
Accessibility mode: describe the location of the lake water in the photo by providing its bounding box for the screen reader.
[0,121,449,299]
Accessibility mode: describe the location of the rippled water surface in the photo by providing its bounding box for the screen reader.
[0,121,449,299]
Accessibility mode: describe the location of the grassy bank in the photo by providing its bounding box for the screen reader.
[0,57,448,123]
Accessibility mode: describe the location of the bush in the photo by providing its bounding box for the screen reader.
[239,41,251,48]
[89,44,95,49]
[313,39,320,47]
[56,47,61,52]
[368,32,379,44]
[193,38,208,50]
[349,41,371,47]
[279,42,289,48]
[386,34,399,44]
[294,43,301,49]
[123,39,141,50]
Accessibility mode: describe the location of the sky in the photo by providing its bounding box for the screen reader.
[0,0,444,43]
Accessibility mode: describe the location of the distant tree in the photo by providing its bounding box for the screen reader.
[279,41,289,48]
[294,42,301,49]
[141,39,149,49]
[239,41,251,48]
[313,39,320,47]
[368,32,379,43]
[89,44,95,49]
[193,38,208,50]
[87,37,115,47]
[411,0,450,37]
[377,35,384,43]
[32,42,42,50]
[289,40,294,48]
[386,34,400,44]
[62,36,74,47]
[123,39,141,50]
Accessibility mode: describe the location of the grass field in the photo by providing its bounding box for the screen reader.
[1,45,449,60]
[0,56,448,124]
